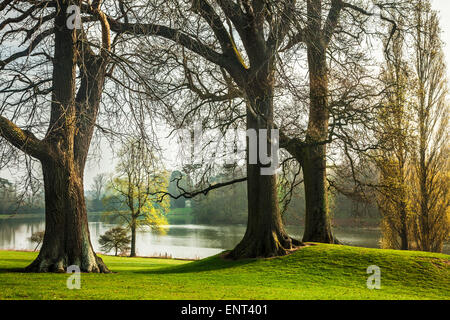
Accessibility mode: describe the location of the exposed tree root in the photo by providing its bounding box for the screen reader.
[302,233,342,245]
[226,234,304,260]
[25,254,110,273]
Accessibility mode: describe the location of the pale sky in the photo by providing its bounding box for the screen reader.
[434,0,450,71]
[2,1,450,191]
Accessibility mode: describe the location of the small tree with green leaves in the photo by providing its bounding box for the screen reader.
[103,139,170,257]
[98,227,131,257]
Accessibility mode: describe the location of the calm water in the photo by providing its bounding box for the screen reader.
[0,216,448,258]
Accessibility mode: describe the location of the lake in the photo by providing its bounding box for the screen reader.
[0,216,448,258]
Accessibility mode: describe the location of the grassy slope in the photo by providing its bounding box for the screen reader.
[0,213,44,219]
[0,244,448,300]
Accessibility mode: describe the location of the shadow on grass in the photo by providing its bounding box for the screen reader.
[126,246,312,275]
[0,267,26,273]
[134,251,258,275]
[0,258,33,273]
[0,253,256,275]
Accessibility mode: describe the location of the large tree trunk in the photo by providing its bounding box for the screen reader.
[26,161,109,273]
[301,145,335,243]
[25,2,110,272]
[227,82,302,259]
[300,11,337,243]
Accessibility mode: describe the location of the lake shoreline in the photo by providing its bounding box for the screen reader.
[1,215,448,257]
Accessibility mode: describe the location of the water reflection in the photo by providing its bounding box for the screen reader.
[0,217,448,259]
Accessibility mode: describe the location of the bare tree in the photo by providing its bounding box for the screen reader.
[375,25,413,250]
[356,0,449,253]
[277,0,404,243]
[102,0,306,258]
[410,0,449,252]
[91,173,107,200]
[98,0,406,257]
[104,139,169,257]
[0,0,411,265]
[0,0,112,272]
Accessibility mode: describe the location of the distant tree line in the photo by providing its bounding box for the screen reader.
[169,169,379,226]
[0,178,45,215]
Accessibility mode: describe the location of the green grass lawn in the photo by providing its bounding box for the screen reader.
[0,244,448,300]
